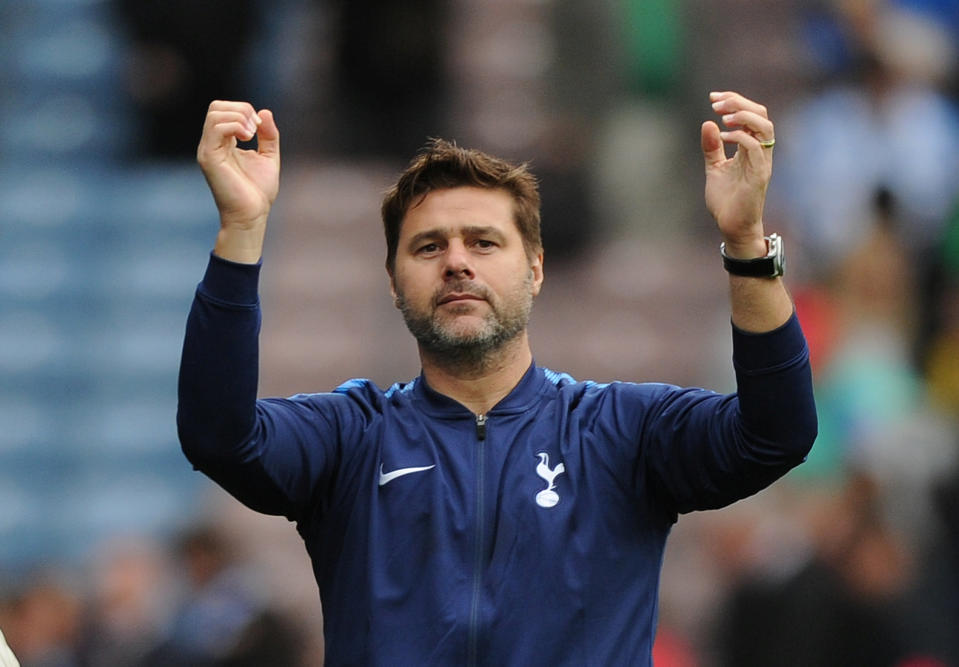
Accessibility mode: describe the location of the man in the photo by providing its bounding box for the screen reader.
[178,92,816,665]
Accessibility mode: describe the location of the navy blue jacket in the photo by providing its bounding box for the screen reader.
[178,254,817,666]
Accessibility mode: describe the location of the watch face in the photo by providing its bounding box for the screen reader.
[768,233,785,277]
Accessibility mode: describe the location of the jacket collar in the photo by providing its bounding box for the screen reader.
[411,362,548,417]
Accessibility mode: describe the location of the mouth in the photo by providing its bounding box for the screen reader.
[437,293,486,306]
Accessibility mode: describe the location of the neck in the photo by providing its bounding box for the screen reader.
[419,333,533,415]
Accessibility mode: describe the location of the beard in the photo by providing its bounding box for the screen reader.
[395,273,535,368]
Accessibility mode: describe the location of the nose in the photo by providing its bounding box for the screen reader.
[443,240,475,280]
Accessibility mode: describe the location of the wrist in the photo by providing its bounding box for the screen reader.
[214,225,266,264]
[721,233,785,279]
[720,235,768,259]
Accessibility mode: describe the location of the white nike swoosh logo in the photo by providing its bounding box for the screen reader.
[378,464,435,487]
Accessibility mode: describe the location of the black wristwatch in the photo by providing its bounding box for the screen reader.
[721,233,785,278]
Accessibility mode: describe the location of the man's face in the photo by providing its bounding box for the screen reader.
[390,186,544,360]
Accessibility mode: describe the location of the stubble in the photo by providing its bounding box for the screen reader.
[396,274,535,371]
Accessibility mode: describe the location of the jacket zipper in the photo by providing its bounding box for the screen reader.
[475,413,487,441]
[468,413,487,666]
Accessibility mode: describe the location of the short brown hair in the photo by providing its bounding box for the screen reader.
[381,139,542,273]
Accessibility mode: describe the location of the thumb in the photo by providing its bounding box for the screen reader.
[255,109,280,159]
[701,120,725,168]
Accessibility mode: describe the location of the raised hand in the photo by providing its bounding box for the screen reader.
[196,101,280,263]
[701,91,775,259]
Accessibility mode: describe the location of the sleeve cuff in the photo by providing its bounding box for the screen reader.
[197,251,262,306]
[732,311,808,373]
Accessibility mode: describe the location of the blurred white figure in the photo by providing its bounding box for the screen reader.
[0,629,19,667]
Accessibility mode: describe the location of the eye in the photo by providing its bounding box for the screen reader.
[417,242,441,255]
[474,239,496,251]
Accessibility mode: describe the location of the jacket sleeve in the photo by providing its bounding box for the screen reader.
[176,253,342,521]
[642,312,818,514]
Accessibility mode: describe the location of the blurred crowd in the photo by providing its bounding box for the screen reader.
[666,1,959,665]
[1,524,317,666]
[3,0,959,665]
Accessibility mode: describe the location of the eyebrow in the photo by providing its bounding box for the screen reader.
[406,225,507,250]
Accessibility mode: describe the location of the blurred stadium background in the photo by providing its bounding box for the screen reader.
[2,0,959,664]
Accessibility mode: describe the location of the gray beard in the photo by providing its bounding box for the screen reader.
[396,277,533,369]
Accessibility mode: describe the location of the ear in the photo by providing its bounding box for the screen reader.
[529,251,544,297]
[387,269,400,308]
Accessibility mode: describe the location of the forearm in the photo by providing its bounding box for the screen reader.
[719,229,794,333]
[728,275,794,333]
[732,312,817,462]
[177,253,262,464]
[177,254,340,519]
[649,313,817,513]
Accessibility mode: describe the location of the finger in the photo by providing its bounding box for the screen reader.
[718,109,775,142]
[701,120,726,167]
[207,99,258,118]
[254,109,280,160]
[710,91,769,119]
[204,101,261,139]
[197,118,251,165]
[718,129,769,165]
[205,111,259,142]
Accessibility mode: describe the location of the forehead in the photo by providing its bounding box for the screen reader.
[399,186,516,239]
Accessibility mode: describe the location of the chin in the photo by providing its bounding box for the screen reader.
[438,321,491,342]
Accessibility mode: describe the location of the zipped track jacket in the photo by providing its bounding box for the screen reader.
[178,254,817,666]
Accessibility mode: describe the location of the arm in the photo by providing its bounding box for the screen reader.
[177,254,343,519]
[178,102,320,518]
[640,92,816,512]
[180,100,278,464]
[701,91,793,332]
[642,315,817,514]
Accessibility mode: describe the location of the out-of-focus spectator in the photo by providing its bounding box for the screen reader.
[144,525,303,666]
[713,177,959,664]
[920,468,959,661]
[772,1,959,277]
[715,472,919,667]
[75,537,174,666]
[0,572,81,667]
[0,525,311,666]
[802,186,956,532]
[796,188,923,481]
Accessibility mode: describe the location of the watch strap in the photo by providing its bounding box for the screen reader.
[721,233,785,278]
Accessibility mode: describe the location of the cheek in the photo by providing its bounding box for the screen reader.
[393,268,435,304]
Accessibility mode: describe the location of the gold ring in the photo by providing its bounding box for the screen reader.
[759,138,776,149]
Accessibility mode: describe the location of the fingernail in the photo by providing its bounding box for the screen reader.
[254,114,263,125]
[712,101,724,110]
[722,114,735,123]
